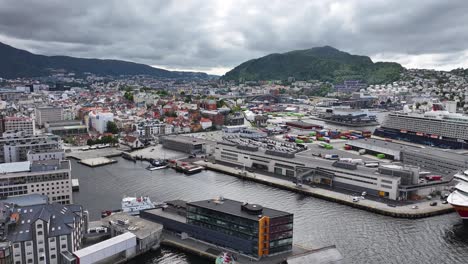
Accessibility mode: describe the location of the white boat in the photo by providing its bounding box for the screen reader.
[447,171,468,220]
[147,165,168,171]
[121,196,156,215]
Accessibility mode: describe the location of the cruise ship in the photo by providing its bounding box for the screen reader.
[447,171,468,222]
[318,107,379,127]
[374,103,468,149]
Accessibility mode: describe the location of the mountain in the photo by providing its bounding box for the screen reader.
[0,42,208,79]
[222,46,403,84]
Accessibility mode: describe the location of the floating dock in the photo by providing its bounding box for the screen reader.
[79,157,117,167]
[196,161,454,219]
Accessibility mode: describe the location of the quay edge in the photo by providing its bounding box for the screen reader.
[199,162,455,219]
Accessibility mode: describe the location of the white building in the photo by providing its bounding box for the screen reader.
[88,112,114,134]
[200,118,212,130]
[0,134,61,163]
[35,107,64,127]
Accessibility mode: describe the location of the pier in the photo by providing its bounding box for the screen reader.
[195,161,454,219]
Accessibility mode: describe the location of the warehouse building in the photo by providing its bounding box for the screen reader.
[161,135,213,154]
[214,142,445,200]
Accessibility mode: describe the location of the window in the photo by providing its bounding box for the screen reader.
[39,256,44,261]
[37,224,42,229]
[51,254,56,259]
[14,243,19,248]
[61,244,67,249]
[28,259,33,264]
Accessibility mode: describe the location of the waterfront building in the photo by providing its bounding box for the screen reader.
[3,117,35,136]
[161,135,213,154]
[141,197,293,259]
[35,107,64,128]
[213,142,440,200]
[0,159,73,204]
[0,134,61,163]
[285,121,322,130]
[0,201,86,264]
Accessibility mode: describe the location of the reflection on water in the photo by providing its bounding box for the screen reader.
[72,157,468,264]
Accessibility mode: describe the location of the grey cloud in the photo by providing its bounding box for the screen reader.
[1,0,468,74]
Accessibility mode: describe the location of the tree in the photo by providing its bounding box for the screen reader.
[106,121,119,134]
[124,91,134,102]
[216,99,225,108]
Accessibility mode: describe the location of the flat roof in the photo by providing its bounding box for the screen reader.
[162,135,210,145]
[0,161,30,173]
[2,194,48,206]
[73,232,136,258]
[217,142,397,180]
[102,212,163,239]
[188,198,292,221]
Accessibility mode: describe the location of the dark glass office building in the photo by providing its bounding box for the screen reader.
[186,198,293,257]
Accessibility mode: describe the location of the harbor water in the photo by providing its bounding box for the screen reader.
[72,157,468,264]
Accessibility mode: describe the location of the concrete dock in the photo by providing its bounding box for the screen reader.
[79,157,117,167]
[194,160,454,219]
[66,147,123,160]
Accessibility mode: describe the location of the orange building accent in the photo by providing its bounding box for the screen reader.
[258,216,270,257]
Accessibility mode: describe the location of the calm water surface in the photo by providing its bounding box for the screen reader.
[72,157,468,264]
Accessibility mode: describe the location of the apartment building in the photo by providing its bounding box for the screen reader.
[3,117,35,136]
[0,201,86,264]
[0,159,73,204]
[0,134,61,163]
[35,107,64,128]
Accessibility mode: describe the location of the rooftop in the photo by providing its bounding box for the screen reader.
[162,135,210,145]
[1,194,48,207]
[188,198,292,221]
[0,161,30,174]
[6,203,82,242]
[102,212,163,239]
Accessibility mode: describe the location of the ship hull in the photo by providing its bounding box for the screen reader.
[374,127,468,149]
[451,205,468,219]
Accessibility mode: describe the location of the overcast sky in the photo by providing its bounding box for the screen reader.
[1,0,468,75]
